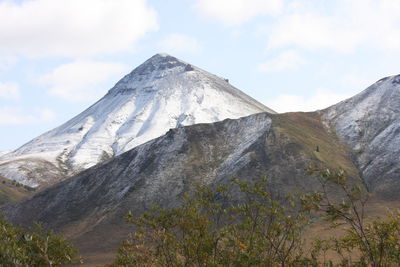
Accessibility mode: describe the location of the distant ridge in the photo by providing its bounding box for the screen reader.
[322,74,400,199]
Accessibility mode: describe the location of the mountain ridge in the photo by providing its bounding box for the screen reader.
[4,111,359,263]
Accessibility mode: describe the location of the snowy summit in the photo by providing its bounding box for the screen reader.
[0,53,275,187]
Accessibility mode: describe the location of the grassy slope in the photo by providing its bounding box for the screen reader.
[0,176,33,207]
[270,112,359,178]
[270,112,400,263]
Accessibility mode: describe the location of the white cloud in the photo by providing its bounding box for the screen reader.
[267,0,400,53]
[195,0,283,25]
[267,13,360,53]
[258,50,305,72]
[0,0,158,57]
[266,89,352,113]
[0,106,55,125]
[158,34,202,54]
[39,108,56,122]
[0,55,18,71]
[40,61,129,102]
[0,82,20,100]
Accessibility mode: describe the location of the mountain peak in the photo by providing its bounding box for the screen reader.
[108,53,194,95]
[133,53,189,74]
[147,53,186,66]
[154,52,170,57]
[151,52,178,60]
[0,53,275,187]
[324,73,400,118]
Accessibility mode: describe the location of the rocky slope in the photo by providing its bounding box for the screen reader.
[0,53,274,188]
[322,74,400,199]
[4,111,357,263]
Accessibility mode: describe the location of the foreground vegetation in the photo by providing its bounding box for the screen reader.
[111,167,400,267]
[1,167,399,266]
[0,216,79,266]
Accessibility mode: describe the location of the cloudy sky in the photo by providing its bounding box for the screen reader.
[1,0,400,150]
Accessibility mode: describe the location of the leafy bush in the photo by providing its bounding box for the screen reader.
[304,167,400,267]
[112,178,310,266]
[0,215,80,266]
[113,168,400,267]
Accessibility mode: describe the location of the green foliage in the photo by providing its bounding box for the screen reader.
[0,215,80,266]
[113,168,400,267]
[305,166,400,267]
[113,179,310,266]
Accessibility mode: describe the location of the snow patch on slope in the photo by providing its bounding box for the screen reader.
[0,151,11,157]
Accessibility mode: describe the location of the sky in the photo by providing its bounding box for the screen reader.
[1,0,400,150]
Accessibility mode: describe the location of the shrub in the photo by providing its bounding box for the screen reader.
[304,166,400,267]
[113,179,310,266]
[113,168,400,267]
[0,215,80,266]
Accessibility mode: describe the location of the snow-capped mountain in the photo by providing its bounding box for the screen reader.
[322,74,400,198]
[0,53,274,187]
